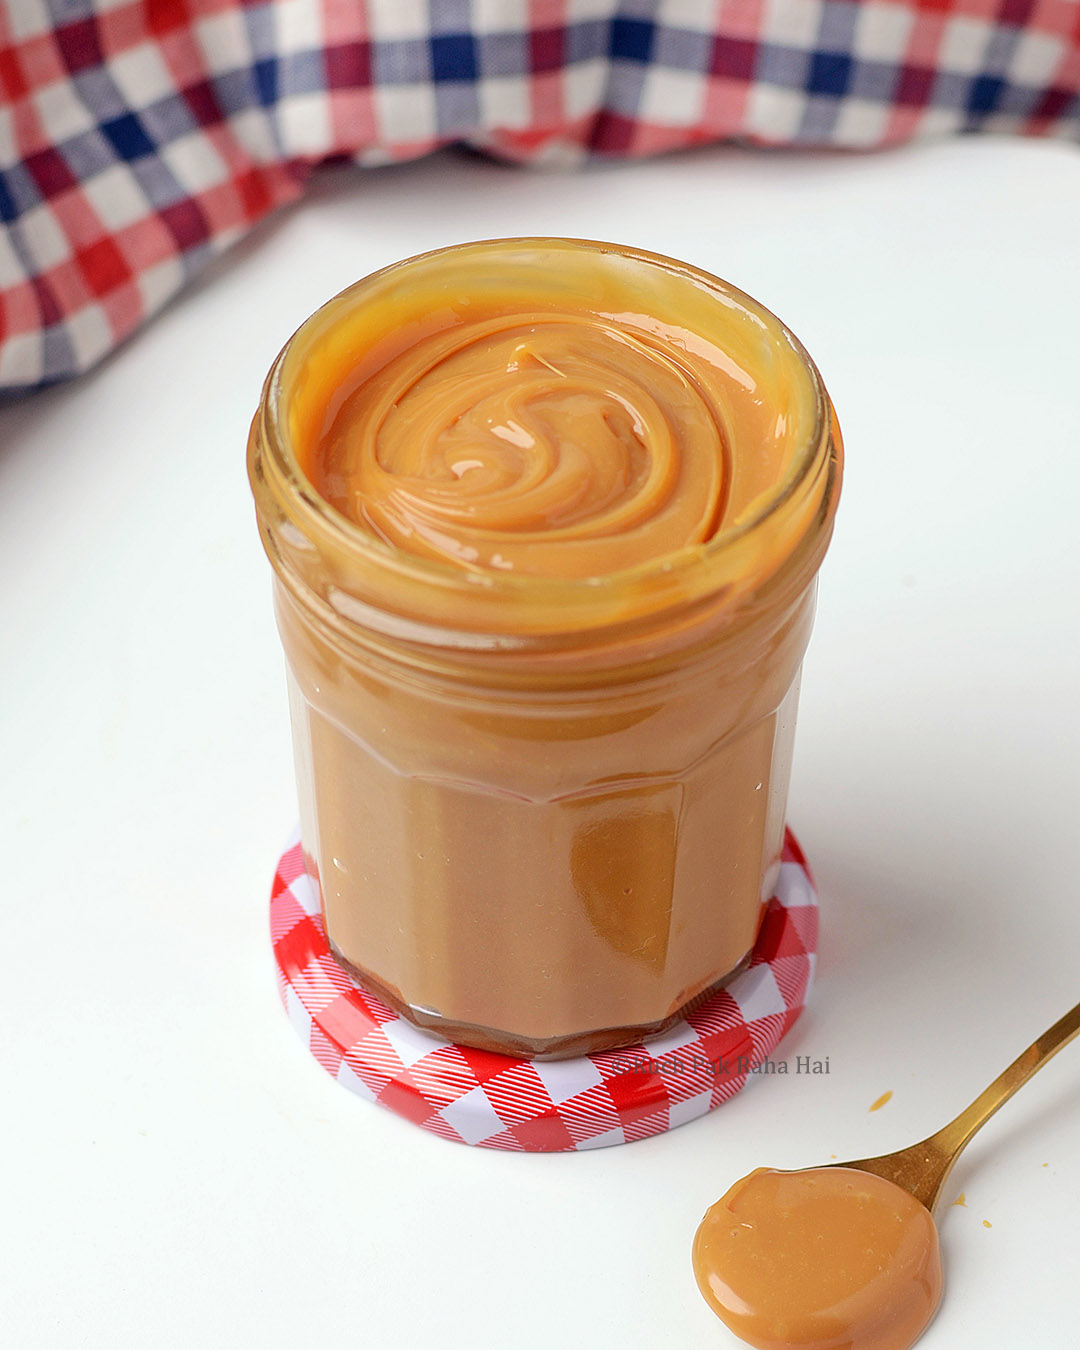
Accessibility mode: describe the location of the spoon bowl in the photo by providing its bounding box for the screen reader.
[693,996,1080,1350]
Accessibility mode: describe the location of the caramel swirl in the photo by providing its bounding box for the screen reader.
[317,315,729,579]
[293,240,823,609]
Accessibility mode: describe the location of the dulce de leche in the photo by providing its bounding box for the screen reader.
[248,239,842,1059]
[693,1167,943,1350]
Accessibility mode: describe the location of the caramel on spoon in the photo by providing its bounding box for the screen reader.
[693,997,1080,1350]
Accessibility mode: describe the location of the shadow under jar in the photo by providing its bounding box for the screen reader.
[248,238,842,1059]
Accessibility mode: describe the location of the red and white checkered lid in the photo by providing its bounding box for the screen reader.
[270,829,818,1152]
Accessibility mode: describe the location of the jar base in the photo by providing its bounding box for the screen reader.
[271,826,819,1150]
[328,941,757,1060]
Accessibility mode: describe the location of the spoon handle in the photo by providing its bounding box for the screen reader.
[928,996,1080,1165]
[845,997,1080,1213]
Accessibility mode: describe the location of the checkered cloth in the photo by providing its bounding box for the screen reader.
[2,1,1078,393]
[271,827,819,1150]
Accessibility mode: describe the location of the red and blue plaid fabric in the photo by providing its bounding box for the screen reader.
[2,0,1078,392]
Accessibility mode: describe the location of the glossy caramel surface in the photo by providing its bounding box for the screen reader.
[305,295,792,581]
[279,239,828,638]
[693,1167,943,1350]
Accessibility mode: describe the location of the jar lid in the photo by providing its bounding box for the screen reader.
[271,830,818,1151]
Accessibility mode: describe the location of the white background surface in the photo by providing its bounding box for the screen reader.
[2,136,1079,1348]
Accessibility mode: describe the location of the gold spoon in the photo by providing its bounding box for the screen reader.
[693,998,1080,1350]
[833,994,1080,1212]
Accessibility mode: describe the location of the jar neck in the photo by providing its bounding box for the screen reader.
[256,437,837,694]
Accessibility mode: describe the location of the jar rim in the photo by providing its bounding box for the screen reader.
[251,237,842,644]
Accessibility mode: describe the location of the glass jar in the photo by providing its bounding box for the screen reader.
[248,238,842,1059]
